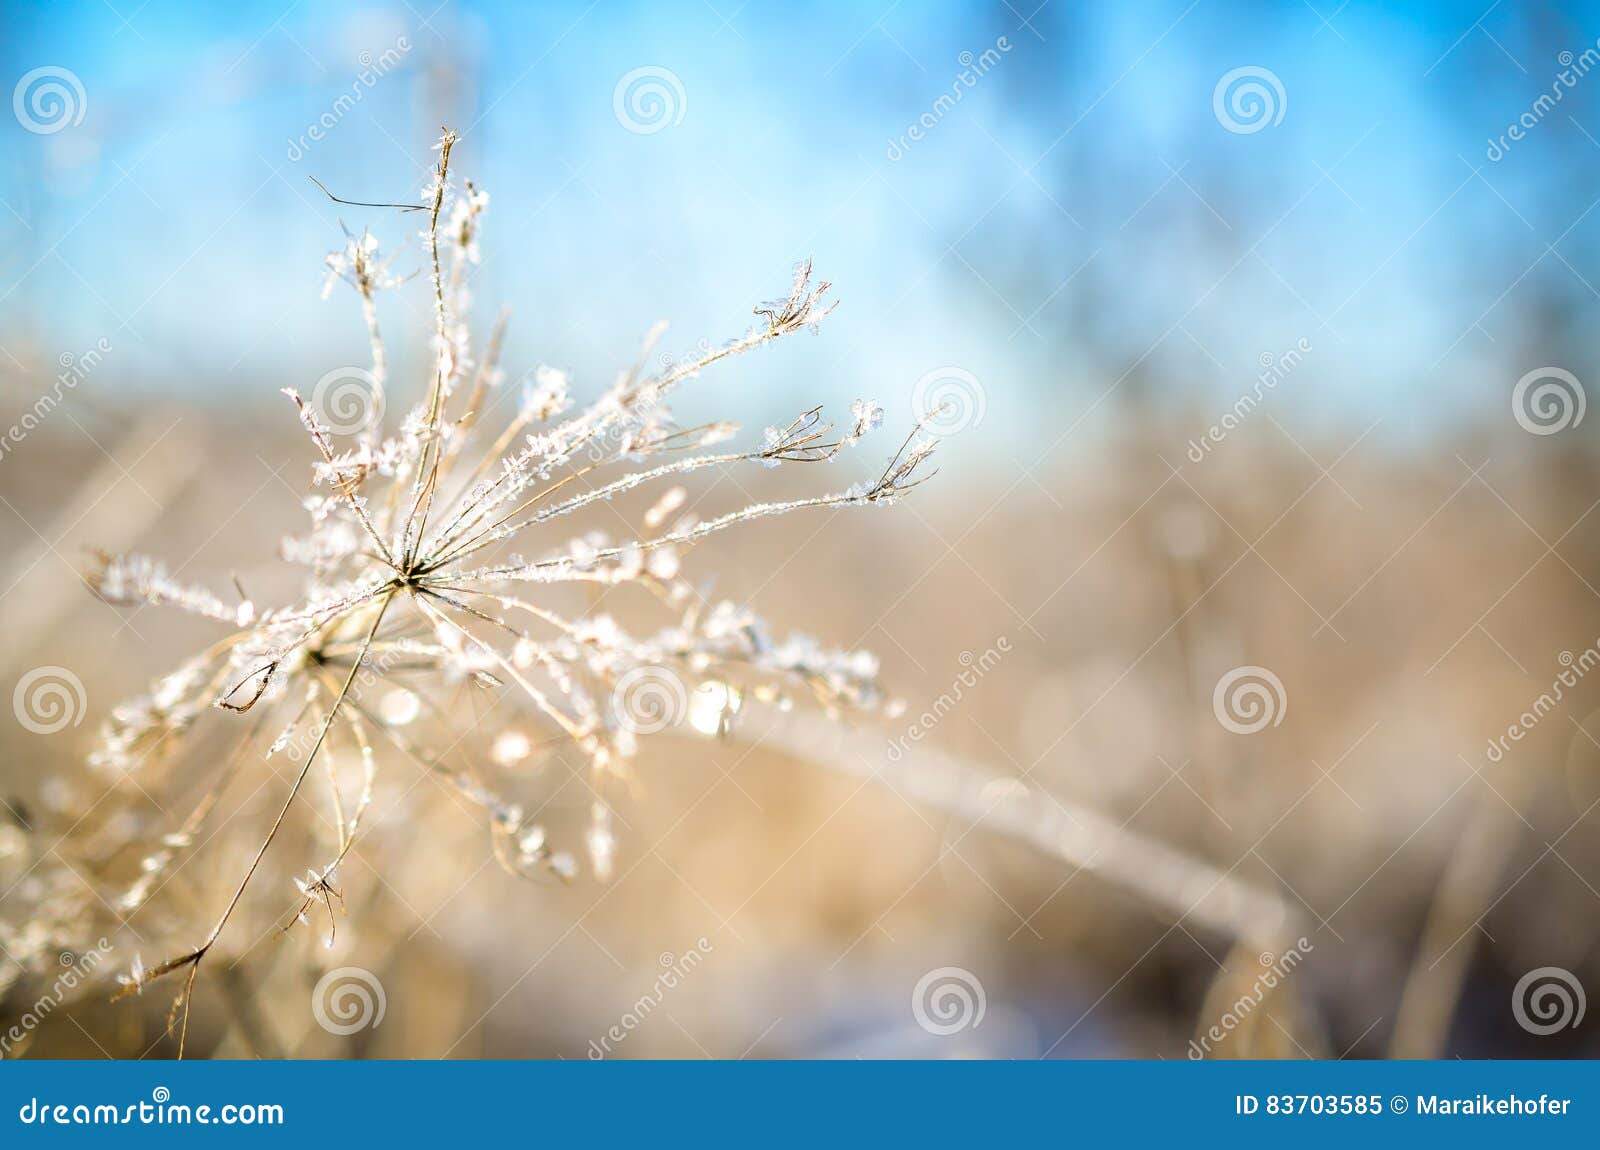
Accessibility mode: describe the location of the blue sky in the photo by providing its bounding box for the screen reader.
[3,0,1599,464]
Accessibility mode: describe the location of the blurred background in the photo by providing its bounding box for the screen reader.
[4,0,1600,1058]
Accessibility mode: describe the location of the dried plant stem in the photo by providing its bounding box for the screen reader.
[701,714,1296,945]
[1388,780,1533,1057]
[413,593,589,744]
[122,593,393,1055]
[401,130,458,565]
[89,130,928,1049]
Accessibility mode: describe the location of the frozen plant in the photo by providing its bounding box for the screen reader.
[86,129,938,1052]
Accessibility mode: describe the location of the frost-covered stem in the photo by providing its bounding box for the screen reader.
[422,463,588,571]
[282,390,395,568]
[420,445,754,573]
[119,709,273,913]
[440,308,508,474]
[516,451,747,529]
[402,129,458,566]
[425,446,745,573]
[204,593,390,947]
[311,665,378,860]
[126,592,393,1057]
[358,288,386,444]
[435,490,867,577]
[419,582,585,640]
[427,318,803,558]
[413,592,589,744]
